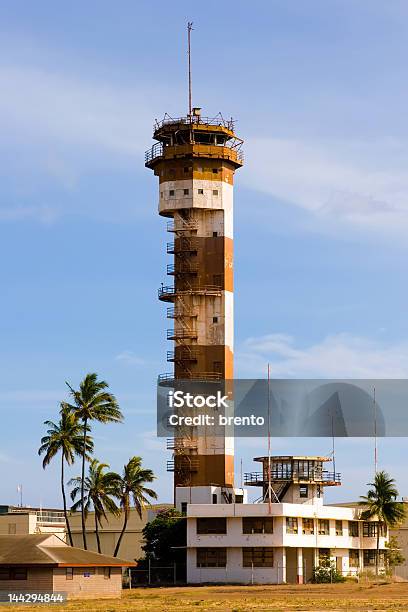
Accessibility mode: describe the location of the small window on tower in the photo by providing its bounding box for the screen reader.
[169,168,176,177]
[213,231,218,237]
[213,189,219,196]
[299,485,308,498]
[212,168,219,174]
[213,317,218,323]
[169,190,175,197]
[184,166,189,173]
[160,192,164,199]
[198,189,204,195]
[183,189,189,196]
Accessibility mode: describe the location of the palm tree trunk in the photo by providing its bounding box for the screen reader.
[61,453,74,547]
[113,508,128,558]
[95,513,101,554]
[376,522,380,576]
[81,418,88,550]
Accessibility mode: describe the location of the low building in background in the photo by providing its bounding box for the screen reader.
[184,456,388,584]
[0,506,66,538]
[70,504,172,561]
[0,534,135,599]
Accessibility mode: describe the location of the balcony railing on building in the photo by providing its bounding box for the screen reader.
[167,263,199,275]
[244,470,341,486]
[167,349,199,362]
[159,285,223,302]
[166,458,200,472]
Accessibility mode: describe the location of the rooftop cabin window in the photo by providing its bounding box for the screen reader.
[197,517,227,534]
[243,517,273,534]
[271,461,292,480]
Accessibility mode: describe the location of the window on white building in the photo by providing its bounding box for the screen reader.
[335,520,343,536]
[197,517,227,534]
[183,189,189,196]
[242,517,273,534]
[302,518,314,535]
[349,549,359,567]
[318,519,330,535]
[363,549,385,566]
[242,547,274,568]
[198,189,204,195]
[197,547,226,567]
[286,517,298,534]
[319,548,330,563]
[299,485,308,498]
[212,190,219,196]
[349,521,359,537]
[169,190,175,197]
[363,522,384,537]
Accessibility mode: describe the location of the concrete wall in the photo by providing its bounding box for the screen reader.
[53,567,122,599]
[187,547,285,584]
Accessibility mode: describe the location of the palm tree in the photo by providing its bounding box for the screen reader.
[112,456,157,557]
[360,470,406,575]
[65,373,123,549]
[69,459,120,553]
[38,403,93,546]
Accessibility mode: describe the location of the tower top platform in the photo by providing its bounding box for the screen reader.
[145,111,244,169]
[245,455,341,488]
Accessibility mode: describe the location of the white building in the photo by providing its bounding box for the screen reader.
[177,456,387,584]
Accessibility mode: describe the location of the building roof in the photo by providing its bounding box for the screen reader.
[0,535,136,567]
[253,455,331,462]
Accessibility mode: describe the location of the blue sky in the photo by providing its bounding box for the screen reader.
[1,0,408,508]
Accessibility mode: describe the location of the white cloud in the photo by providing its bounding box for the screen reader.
[115,351,146,366]
[237,332,408,378]
[243,137,408,234]
[0,65,150,157]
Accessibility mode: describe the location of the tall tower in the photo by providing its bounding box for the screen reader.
[145,109,243,492]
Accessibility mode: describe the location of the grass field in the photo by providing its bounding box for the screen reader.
[8,582,408,612]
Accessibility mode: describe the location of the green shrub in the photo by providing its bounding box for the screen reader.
[312,559,345,583]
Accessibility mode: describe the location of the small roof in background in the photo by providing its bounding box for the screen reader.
[0,535,136,567]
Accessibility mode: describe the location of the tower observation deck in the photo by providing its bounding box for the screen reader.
[146,109,244,489]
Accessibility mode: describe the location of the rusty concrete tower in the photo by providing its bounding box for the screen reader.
[145,111,243,490]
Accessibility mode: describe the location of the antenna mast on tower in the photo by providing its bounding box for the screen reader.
[187,22,194,117]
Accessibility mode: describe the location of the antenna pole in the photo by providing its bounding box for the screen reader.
[187,22,193,117]
[374,386,378,474]
[267,363,272,513]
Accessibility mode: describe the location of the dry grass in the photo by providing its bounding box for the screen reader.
[9,582,408,612]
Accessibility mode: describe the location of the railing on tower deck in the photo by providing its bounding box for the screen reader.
[166,307,196,318]
[154,114,236,132]
[243,471,341,486]
[158,285,223,301]
[167,263,199,275]
[166,438,198,450]
[166,458,200,472]
[167,239,199,254]
[145,140,244,165]
[166,328,198,340]
[158,372,223,383]
[167,349,199,362]
[166,220,199,233]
